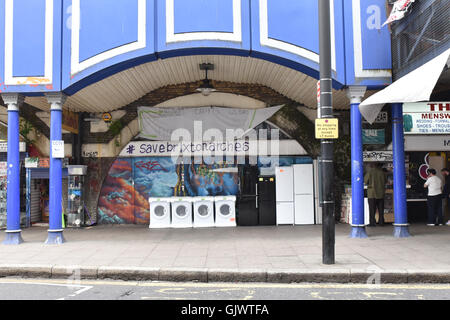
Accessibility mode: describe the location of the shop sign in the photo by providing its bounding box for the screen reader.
[25,157,69,168]
[403,102,450,134]
[62,109,79,134]
[26,158,49,168]
[363,111,388,124]
[0,142,26,153]
[315,119,339,139]
[362,129,385,145]
[404,135,450,151]
[363,151,393,162]
[51,140,65,158]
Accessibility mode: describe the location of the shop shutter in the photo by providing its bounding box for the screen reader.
[29,168,69,179]
[30,181,41,223]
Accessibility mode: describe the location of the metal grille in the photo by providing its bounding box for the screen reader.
[391,0,450,80]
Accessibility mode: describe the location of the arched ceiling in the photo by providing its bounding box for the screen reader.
[154,92,267,109]
[23,55,377,113]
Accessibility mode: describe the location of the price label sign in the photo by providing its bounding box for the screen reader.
[51,140,65,159]
[315,118,339,139]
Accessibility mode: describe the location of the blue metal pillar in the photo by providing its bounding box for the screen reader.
[45,93,66,245]
[2,94,24,245]
[392,103,410,238]
[348,87,367,238]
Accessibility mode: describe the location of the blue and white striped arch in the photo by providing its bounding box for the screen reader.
[70,0,147,75]
[156,0,250,58]
[344,0,392,87]
[0,0,62,92]
[0,0,392,95]
[61,0,155,93]
[252,0,342,84]
[166,0,242,43]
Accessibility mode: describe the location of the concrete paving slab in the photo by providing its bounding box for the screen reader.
[0,224,450,283]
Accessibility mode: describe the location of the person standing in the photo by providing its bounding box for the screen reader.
[424,168,443,226]
[364,163,387,226]
[441,168,450,224]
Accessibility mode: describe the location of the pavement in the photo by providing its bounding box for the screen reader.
[1,223,450,284]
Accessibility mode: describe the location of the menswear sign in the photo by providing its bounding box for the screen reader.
[404,136,450,152]
[403,102,450,134]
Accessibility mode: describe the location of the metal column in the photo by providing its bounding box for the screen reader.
[391,103,410,238]
[319,0,334,264]
[45,93,67,244]
[1,94,24,245]
[348,87,367,238]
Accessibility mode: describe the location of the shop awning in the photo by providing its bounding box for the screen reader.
[359,48,450,124]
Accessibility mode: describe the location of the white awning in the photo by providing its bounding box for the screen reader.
[359,48,450,124]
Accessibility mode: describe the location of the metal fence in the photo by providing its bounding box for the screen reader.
[391,0,450,80]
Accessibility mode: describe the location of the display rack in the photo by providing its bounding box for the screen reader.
[66,165,87,228]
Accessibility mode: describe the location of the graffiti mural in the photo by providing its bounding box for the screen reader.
[98,159,134,224]
[98,157,180,225]
[97,156,311,225]
[133,157,179,224]
[183,160,239,197]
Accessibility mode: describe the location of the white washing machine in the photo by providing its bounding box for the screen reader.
[193,196,215,228]
[170,197,193,228]
[149,197,171,229]
[214,196,237,227]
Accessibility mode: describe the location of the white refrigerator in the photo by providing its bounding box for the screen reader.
[275,166,294,225]
[293,164,315,225]
[313,159,322,225]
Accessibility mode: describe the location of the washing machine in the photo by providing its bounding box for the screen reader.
[149,197,171,228]
[193,196,215,228]
[214,196,237,227]
[170,197,193,228]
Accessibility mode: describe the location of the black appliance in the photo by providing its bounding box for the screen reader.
[257,176,276,225]
[237,165,259,226]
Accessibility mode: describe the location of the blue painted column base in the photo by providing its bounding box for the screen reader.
[350,226,368,238]
[3,231,24,245]
[45,231,65,245]
[393,225,410,238]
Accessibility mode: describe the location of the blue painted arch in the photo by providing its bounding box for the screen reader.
[0,0,392,96]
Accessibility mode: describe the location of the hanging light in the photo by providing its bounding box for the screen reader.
[197,63,217,96]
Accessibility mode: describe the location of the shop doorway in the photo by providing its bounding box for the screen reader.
[26,167,69,226]
[29,179,49,224]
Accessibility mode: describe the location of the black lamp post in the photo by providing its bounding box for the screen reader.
[319,0,335,265]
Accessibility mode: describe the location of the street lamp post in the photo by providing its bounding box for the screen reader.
[319,0,335,264]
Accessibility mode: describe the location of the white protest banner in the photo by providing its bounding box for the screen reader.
[137,106,283,141]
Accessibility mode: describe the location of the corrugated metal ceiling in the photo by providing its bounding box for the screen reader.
[20,55,374,112]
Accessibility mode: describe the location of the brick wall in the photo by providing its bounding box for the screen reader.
[82,81,300,144]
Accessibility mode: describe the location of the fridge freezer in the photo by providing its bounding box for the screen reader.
[275,167,294,202]
[313,159,322,224]
[257,176,276,226]
[275,167,294,225]
[276,202,294,225]
[293,164,315,225]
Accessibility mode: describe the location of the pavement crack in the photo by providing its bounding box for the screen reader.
[119,290,134,298]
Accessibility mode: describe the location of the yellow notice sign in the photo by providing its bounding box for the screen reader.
[315,118,339,139]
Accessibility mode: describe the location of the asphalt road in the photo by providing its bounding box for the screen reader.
[0,278,450,301]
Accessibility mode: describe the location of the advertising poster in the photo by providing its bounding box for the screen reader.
[362,129,385,145]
